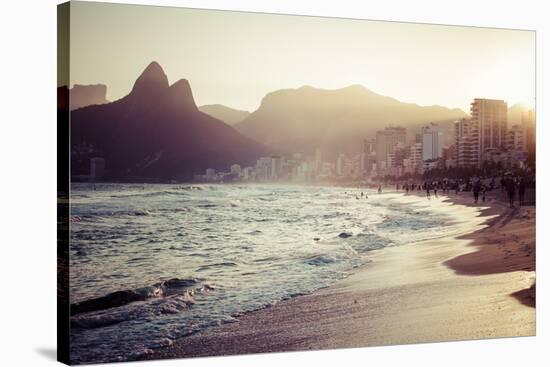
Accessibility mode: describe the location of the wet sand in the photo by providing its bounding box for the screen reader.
[144,192,536,361]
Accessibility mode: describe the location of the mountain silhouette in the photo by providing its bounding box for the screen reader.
[70,62,267,181]
[199,104,250,125]
[235,85,467,157]
[70,84,109,111]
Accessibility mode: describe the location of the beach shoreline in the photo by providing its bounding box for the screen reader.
[142,191,536,361]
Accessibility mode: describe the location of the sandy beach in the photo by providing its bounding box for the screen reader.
[144,191,536,361]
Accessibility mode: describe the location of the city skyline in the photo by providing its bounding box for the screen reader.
[197,96,535,184]
[65,2,535,113]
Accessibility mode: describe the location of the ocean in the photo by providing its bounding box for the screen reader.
[69,183,460,363]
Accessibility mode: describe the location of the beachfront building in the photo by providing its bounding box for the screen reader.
[271,155,283,179]
[443,145,457,168]
[314,148,322,175]
[336,153,345,176]
[320,161,335,178]
[349,154,362,178]
[376,126,406,176]
[421,123,443,161]
[294,161,313,182]
[504,125,529,169]
[205,168,217,180]
[454,118,479,168]
[522,109,536,163]
[506,125,527,152]
[242,167,254,180]
[406,142,423,175]
[361,138,376,176]
[454,99,508,169]
[256,157,272,181]
[230,164,242,176]
[471,98,508,165]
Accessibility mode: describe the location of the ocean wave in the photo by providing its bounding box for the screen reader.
[304,254,337,266]
[107,190,191,200]
[71,291,199,330]
[75,209,155,218]
[71,278,202,316]
[196,262,238,272]
[69,184,459,363]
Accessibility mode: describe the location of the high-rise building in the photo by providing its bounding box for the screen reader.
[242,167,253,180]
[256,157,272,181]
[409,142,423,174]
[506,125,527,152]
[421,123,443,161]
[361,139,376,175]
[205,168,216,181]
[230,164,242,176]
[271,155,283,179]
[314,148,322,174]
[454,118,478,168]
[454,99,508,169]
[375,127,406,175]
[522,109,536,162]
[336,153,345,176]
[470,98,508,164]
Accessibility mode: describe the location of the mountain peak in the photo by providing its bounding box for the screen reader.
[130,61,169,98]
[168,78,197,110]
[341,84,369,92]
[141,61,166,79]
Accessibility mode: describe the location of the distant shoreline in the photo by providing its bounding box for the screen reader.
[142,191,536,362]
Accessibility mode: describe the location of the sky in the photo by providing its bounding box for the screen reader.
[66,1,536,113]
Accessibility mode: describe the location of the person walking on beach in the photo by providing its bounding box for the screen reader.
[518,177,526,206]
[378,184,382,194]
[505,176,516,208]
[473,179,481,204]
[481,184,487,203]
[425,182,431,199]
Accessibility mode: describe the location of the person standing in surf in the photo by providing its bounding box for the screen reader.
[473,179,481,204]
[425,182,431,199]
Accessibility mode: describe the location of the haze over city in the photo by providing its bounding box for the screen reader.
[66,1,535,113]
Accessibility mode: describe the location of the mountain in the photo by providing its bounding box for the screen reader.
[70,62,267,181]
[234,85,467,157]
[199,104,250,125]
[70,84,109,110]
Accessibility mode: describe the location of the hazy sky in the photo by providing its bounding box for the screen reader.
[68,1,535,113]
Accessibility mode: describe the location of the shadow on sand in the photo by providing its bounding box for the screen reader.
[443,205,536,308]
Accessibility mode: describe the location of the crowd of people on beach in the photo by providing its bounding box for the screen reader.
[387,172,535,208]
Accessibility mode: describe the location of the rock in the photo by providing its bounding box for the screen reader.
[338,232,352,238]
